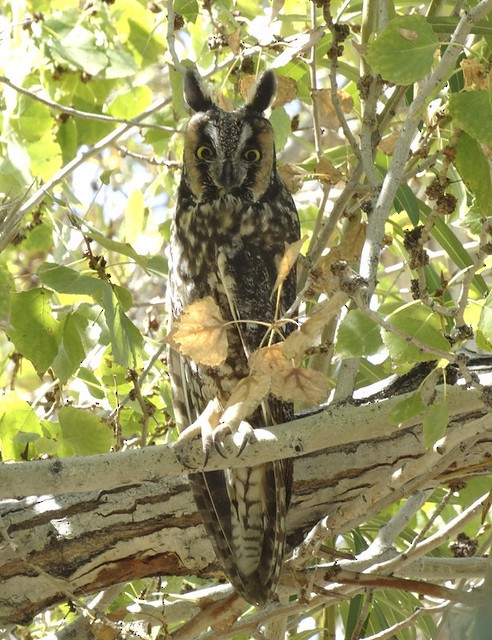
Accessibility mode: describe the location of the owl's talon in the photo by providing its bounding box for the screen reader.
[212,420,256,458]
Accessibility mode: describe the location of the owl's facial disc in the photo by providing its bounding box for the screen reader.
[184,110,275,200]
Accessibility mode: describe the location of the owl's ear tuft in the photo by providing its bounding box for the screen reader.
[246,71,277,113]
[184,69,214,112]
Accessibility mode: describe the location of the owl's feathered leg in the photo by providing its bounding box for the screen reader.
[174,398,221,467]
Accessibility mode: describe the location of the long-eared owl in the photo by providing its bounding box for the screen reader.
[168,69,300,606]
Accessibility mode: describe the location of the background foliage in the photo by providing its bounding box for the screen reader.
[0,0,492,637]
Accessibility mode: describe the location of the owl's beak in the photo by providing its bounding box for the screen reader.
[219,160,239,193]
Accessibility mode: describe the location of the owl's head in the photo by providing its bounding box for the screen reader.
[182,70,277,201]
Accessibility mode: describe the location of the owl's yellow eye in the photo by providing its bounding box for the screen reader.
[196,145,214,160]
[244,148,261,162]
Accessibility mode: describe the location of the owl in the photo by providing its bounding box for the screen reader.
[168,69,300,606]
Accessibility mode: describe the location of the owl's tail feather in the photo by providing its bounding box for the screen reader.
[189,458,291,606]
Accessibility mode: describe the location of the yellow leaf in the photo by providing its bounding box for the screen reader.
[168,297,228,367]
[221,375,271,428]
[273,236,306,293]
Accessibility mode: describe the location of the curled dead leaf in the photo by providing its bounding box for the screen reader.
[273,236,306,293]
[460,59,492,91]
[227,28,241,55]
[308,223,366,294]
[167,296,228,367]
[283,292,346,361]
[316,156,344,186]
[278,164,307,193]
[221,374,271,429]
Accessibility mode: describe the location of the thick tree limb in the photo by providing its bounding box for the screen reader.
[0,383,486,500]
[0,382,491,624]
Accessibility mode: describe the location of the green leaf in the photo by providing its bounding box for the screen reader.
[365,15,438,84]
[107,85,152,119]
[174,0,199,22]
[383,307,450,364]
[71,217,154,269]
[123,189,146,245]
[389,391,426,425]
[336,309,382,358]
[78,367,105,400]
[394,183,420,225]
[20,223,53,253]
[454,132,492,216]
[8,289,61,376]
[102,286,143,367]
[421,204,488,297]
[0,392,41,461]
[104,48,139,79]
[28,134,63,181]
[38,263,106,305]
[11,97,53,142]
[58,406,113,456]
[476,291,492,351]
[449,91,492,145]
[47,24,109,75]
[0,260,14,325]
[51,311,90,384]
[270,107,292,152]
[423,402,448,448]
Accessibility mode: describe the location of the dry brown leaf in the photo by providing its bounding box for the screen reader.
[278,164,307,193]
[399,28,418,42]
[313,89,354,129]
[227,28,241,55]
[238,76,255,102]
[221,374,271,428]
[272,76,298,107]
[270,0,285,21]
[316,156,344,186]
[273,236,306,293]
[250,343,292,376]
[272,367,328,405]
[378,132,399,156]
[272,27,324,68]
[168,296,228,367]
[309,223,366,294]
[283,292,346,361]
[460,59,492,91]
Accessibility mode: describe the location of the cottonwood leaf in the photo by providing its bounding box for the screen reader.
[272,76,298,107]
[273,237,305,293]
[168,297,228,366]
[316,156,344,185]
[221,375,271,429]
[283,292,346,361]
[273,367,328,405]
[250,344,292,376]
[278,164,307,193]
[423,402,449,448]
